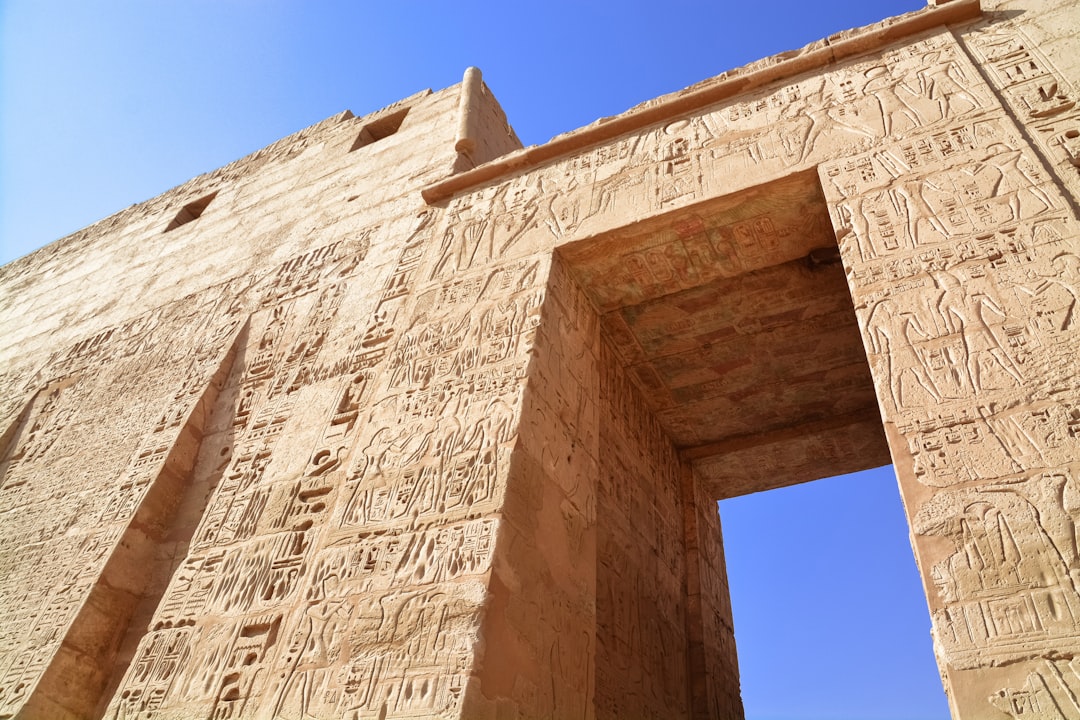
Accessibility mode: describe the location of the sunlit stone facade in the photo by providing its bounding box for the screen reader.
[2,1,1079,717]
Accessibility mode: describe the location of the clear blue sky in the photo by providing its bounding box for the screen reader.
[1,1,946,717]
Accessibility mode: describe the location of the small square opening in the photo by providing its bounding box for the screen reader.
[164,191,218,232]
[349,108,409,151]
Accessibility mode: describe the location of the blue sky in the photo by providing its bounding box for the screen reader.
[1,1,947,717]
[722,467,947,719]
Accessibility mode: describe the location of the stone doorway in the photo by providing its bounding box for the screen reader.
[553,169,909,715]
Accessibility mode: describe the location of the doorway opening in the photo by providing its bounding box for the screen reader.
[719,465,949,720]
[556,169,948,716]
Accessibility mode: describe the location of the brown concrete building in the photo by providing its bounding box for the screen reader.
[2,0,1079,717]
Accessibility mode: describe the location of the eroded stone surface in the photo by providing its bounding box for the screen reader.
[2,1,1079,718]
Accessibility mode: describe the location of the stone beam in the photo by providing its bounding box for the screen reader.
[421,0,982,204]
[684,407,891,499]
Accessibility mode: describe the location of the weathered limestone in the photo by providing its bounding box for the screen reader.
[2,0,1079,717]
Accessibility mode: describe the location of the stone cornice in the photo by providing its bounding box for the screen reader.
[421,0,982,204]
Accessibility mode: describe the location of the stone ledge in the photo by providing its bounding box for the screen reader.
[421,0,982,204]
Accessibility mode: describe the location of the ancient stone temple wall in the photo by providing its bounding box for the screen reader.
[822,4,1080,713]
[819,105,1080,719]
[3,0,1080,718]
[462,256,741,718]
[0,79,528,719]
[459,255,598,718]
[592,307,693,719]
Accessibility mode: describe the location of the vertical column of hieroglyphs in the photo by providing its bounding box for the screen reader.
[682,466,743,720]
[311,195,542,720]
[103,224,393,719]
[592,334,691,719]
[820,28,1080,718]
[0,290,246,718]
[104,180,550,718]
[463,253,599,717]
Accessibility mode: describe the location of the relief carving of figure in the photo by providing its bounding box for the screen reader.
[784,75,879,164]
[932,269,1023,391]
[864,65,923,137]
[835,192,876,261]
[969,143,1054,221]
[867,298,943,408]
[917,50,981,120]
[271,574,353,718]
[987,472,1080,577]
[894,178,951,247]
[1033,253,1080,332]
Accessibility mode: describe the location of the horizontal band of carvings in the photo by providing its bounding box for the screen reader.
[421,0,982,204]
[679,405,885,461]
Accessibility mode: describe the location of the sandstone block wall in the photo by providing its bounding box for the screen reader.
[2,0,1080,718]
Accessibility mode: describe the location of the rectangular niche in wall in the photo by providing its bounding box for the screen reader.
[349,108,409,151]
[164,191,218,232]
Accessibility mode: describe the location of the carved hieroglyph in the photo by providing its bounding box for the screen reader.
[2,0,1080,718]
